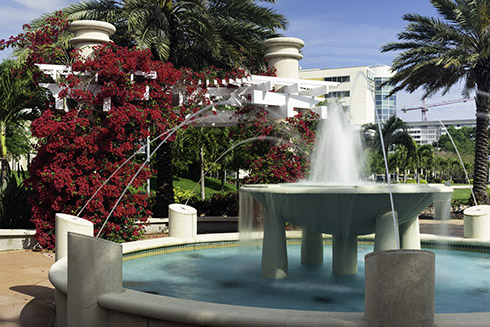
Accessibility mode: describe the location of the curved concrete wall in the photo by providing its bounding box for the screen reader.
[49,233,490,327]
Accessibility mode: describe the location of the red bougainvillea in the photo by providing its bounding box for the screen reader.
[26,43,203,248]
[3,13,320,248]
[234,107,318,184]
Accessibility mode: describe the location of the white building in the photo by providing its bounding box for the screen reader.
[299,65,395,126]
[406,119,476,145]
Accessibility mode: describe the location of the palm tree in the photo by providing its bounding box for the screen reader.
[362,115,415,156]
[27,0,286,216]
[362,115,415,181]
[381,0,490,203]
[0,61,42,179]
[31,0,287,72]
[414,144,433,183]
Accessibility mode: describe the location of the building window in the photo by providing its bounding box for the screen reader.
[324,76,350,83]
[326,91,350,98]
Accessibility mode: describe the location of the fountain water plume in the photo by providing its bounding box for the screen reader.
[426,109,477,204]
[308,103,364,184]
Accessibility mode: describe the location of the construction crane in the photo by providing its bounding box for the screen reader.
[401,98,473,121]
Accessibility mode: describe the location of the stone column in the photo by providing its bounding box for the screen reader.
[67,233,123,327]
[365,250,435,327]
[301,229,323,265]
[55,213,94,261]
[464,205,490,239]
[69,20,116,58]
[433,192,452,220]
[168,204,197,238]
[332,234,358,275]
[399,217,421,250]
[263,37,304,79]
[261,207,287,279]
[374,211,399,251]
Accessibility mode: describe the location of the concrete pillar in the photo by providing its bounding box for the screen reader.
[69,20,116,58]
[67,233,123,327]
[301,229,323,265]
[464,205,490,239]
[365,250,435,327]
[261,207,287,279]
[433,192,452,220]
[399,218,421,250]
[55,213,94,261]
[168,204,197,238]
[263,37,304,79]
[332,234,358,275]
[374,211,399,251]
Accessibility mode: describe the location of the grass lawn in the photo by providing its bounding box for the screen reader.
[173,176,237,199]
[451,185,490,205]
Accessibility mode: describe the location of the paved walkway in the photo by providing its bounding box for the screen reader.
[0,251,55,327]
[0,220,465,327]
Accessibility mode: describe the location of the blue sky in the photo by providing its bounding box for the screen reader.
[0,0,476,121]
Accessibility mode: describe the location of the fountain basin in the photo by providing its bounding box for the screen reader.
[240,183,453,277]
[49,232,490,327]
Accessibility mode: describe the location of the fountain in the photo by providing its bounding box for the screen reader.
[46,29,490,327]
[240,103,453,278]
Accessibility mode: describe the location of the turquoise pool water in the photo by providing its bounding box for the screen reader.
[123,244,490,313]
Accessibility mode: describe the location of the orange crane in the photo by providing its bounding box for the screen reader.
[401,98,473,121]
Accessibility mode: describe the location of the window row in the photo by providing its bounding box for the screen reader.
[324,75,350,83]
[326,91,351,98]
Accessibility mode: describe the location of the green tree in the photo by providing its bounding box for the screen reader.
[362,115,415,156]
[381,0,490,203]
[436,126,475,155]
[32,0,287,72]
[362,115,415,181]
[0,60,42,177]
[413,144,433,183]
[29,0,287,216]
[389,144,412,182]
[173,127,233,199]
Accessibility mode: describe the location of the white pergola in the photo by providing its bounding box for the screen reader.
[36,64,338,126]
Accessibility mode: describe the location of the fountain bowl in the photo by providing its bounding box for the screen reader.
[240,183,453,235]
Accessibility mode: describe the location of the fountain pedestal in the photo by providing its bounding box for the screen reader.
[240,183,453,278]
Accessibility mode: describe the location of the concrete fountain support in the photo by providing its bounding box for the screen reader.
[240,183,453,278]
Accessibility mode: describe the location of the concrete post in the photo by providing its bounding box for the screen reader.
[365,250,435,327]
[55,213,94,261]
[433,192,452,220]
[67,233,123,327]
[168,204,197,238]
[332,234,358,275]
[464,205,490,239]
[263,37,304,79]
[399,218,421,250]
[374,211,399,251]
[261,207,287,279]
[301,229,323,265]
[68,20,116,58]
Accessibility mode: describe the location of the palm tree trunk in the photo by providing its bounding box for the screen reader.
[200,147,205,201]
[153,142,174,217]
[473,88,490,204]
[0,120,9,181]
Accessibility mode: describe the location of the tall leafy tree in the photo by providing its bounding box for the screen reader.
[362,115,415,181]
[31,0,287,72]
[381,0,490,203]
[0,60,42,178]
[25,0,287,217]
[362,115,415,155]
[413,144,433,183]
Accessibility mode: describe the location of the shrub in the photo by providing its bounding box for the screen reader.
[0,170,34,229]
